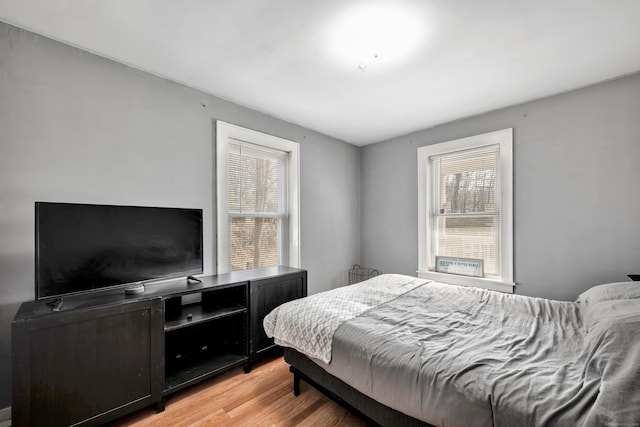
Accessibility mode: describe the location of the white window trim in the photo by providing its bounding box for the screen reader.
[216,121,300,274]
[417,128,514,293]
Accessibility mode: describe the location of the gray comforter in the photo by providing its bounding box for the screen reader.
[265,275,640,426]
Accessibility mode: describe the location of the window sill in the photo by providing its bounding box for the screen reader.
[417,270,515,293]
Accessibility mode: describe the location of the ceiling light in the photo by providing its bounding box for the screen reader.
[325,2,426,71]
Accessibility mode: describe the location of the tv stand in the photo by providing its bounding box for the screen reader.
[12,266,306,427]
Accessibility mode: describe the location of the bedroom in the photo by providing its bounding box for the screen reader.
[1,1,639,426]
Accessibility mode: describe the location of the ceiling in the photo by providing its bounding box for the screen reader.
[1,1,640,146]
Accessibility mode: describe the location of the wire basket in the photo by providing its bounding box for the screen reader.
[348,264,381,285]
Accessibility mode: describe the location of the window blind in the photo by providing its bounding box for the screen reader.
[430,144,501,276]
[228,140,288,271]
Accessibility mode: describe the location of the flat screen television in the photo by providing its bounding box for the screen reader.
[35,202,203,300]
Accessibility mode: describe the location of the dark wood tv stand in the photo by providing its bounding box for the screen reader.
[12,266,307,427]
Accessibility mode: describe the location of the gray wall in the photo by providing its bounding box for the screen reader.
[0,21,360,408]
[361,72,640,301]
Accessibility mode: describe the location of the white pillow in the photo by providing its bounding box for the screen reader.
[576,281,640,305]
[581,298,640,336]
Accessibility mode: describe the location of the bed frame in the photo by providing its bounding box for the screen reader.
[284,348,433,427]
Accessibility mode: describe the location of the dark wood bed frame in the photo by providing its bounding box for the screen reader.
[284,348,433,427]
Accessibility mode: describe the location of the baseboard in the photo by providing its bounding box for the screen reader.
[0,406,10,426]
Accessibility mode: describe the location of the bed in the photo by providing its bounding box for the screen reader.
[264,274,640,427]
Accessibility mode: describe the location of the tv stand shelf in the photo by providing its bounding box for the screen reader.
[162,281,249,395]
[12,266,307,427]
[165,352,247,391]
[164,303,246,331]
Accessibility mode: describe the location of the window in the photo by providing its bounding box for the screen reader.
[216,121,300,273]
[417,129,513,292]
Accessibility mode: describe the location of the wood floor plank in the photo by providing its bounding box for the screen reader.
[107,355,370,427]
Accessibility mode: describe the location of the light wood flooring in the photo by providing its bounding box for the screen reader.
[108,355,371,427]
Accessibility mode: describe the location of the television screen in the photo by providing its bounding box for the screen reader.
[35,202,203,300]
